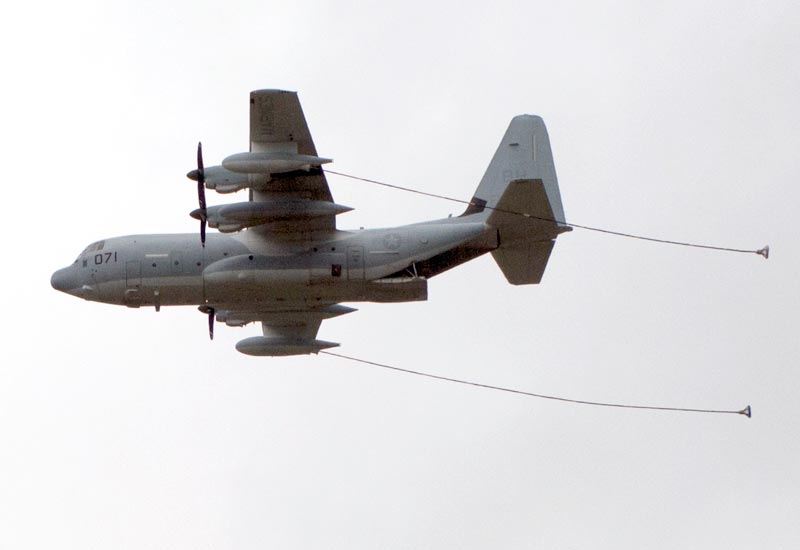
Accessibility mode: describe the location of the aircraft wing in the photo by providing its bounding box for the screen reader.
[198,90,349,235]
[250,89,319,157]
[214,304,354,356]
[248,90,338,233]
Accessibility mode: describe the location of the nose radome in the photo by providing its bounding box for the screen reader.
[51,268,73,293]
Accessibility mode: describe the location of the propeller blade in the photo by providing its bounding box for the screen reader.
[196,142,207,247]
[198,305,215,341]
[197,178,206,211]
[197,141,204,174]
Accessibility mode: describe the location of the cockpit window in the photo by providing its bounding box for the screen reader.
[80,241,105,255]
[75,240,105,263]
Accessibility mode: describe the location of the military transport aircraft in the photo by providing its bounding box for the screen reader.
[51,90,571,356]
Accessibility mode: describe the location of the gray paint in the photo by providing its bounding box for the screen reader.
[51,91,568,355]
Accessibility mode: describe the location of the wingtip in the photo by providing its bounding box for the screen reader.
[251,88,297,96]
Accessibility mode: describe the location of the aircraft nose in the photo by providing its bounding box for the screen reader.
[51,267,76,294]
[51,266,98,299]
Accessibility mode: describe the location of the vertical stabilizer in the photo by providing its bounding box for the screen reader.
[464,116,570,285]
[466,115,566,225]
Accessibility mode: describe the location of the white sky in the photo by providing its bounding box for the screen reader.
[2,1,799,548]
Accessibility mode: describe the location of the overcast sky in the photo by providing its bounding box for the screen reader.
[2,1,799,548]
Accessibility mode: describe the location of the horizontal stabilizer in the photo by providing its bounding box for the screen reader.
[487,178,568,244]
[491,240,555,285]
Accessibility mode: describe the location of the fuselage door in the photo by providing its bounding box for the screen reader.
[126,260,141,288]
[347,246,365,280]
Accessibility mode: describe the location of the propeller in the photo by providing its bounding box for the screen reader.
[191,142,207,247]
[191,145,212,341]
[198,305,215,340]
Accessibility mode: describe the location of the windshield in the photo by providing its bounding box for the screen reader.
[76,240,105,261]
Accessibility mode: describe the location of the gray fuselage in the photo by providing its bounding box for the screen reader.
[51,219,495,310]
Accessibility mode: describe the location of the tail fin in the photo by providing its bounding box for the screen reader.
[464,115,571,284]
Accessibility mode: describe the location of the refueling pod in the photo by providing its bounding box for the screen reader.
[235,336,339,356]
[222,151,332,175]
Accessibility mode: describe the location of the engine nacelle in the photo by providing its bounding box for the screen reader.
[190,200,352,232]
[216,305,356,327]
[189,200,352,233]
[187,165,269,193]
